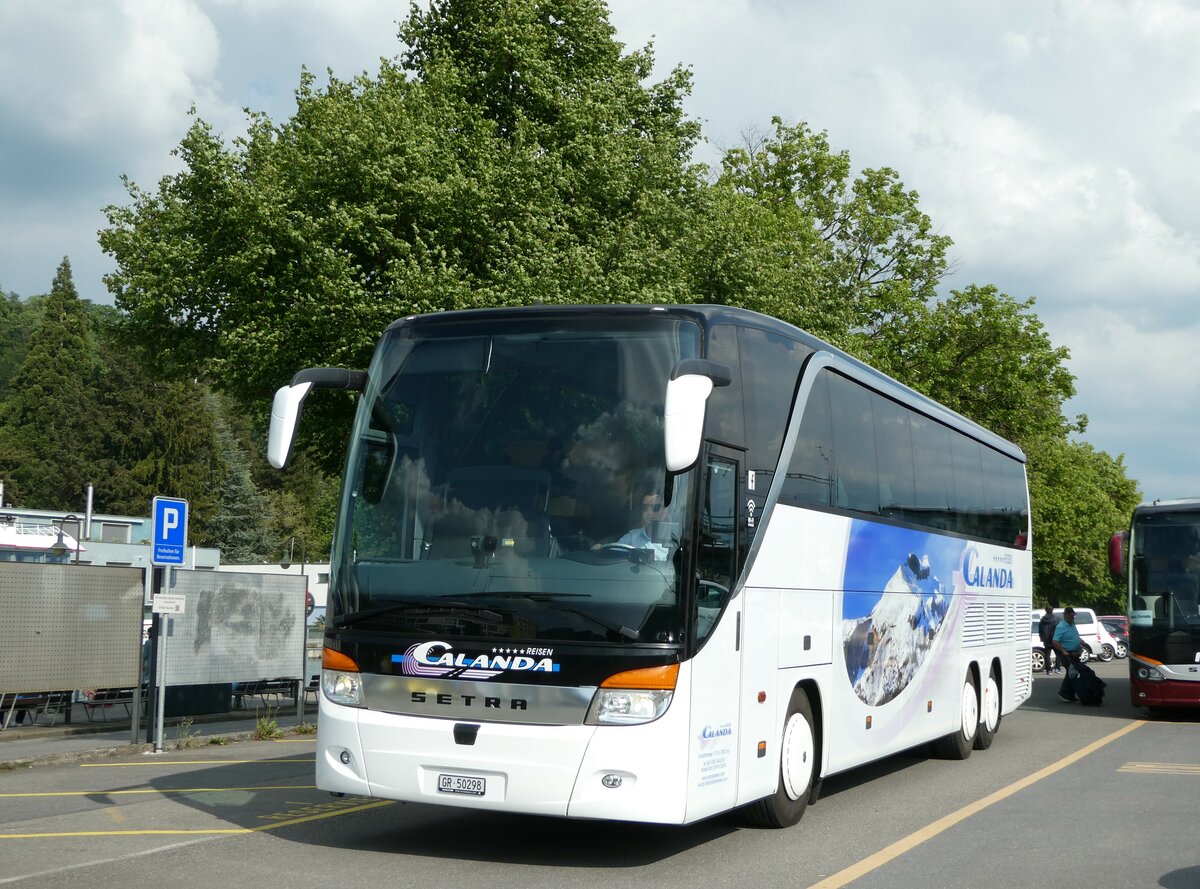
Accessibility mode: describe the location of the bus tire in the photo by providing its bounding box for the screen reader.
[933,670,977,760]
[973,664,1001,751]
[746,689,815,828]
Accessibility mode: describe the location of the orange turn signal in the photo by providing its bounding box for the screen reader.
[600,663,679,690]
[322,647,361,673]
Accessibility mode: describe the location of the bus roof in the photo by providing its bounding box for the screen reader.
[1133,498,1200,517]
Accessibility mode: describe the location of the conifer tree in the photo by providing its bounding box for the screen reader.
[0,259,98,509]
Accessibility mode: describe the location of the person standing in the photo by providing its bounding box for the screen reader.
[1052,607,1083,702]
[1038,605,1059,674]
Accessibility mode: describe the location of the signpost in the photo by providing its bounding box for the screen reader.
[150,496,189,752]
[151,496,189,566]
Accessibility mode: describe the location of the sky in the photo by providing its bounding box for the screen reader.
[1,0,1197,504]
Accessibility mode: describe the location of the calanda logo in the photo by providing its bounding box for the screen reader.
[396,640,561,680]
[961,546,1015,590]
[698,723,733,749]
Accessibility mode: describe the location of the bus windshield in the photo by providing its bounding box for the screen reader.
[1132,510,1200,631]
[329,314,701,646]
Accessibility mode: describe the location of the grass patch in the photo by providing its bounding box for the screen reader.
[255,706,284,740]
[174,717,201,749]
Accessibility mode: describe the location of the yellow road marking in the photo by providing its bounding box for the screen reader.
[807,720,1147,889]
[1119,761,1200,776]
[0,799,393,839]
[271,738,316,743]
[79,759,313,767]
[0,786,316,798]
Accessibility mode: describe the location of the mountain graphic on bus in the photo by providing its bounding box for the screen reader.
[842,544,951,707]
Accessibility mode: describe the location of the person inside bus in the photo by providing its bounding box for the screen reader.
[1052,607,1083,702]
[593,483,668,551]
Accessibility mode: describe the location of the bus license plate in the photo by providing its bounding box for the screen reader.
[438,773,485,796]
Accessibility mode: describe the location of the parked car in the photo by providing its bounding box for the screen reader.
[1099,616,1129,658]
[1030,607,1115,669]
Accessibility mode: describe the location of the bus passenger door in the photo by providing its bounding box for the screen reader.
[684,449,744,822]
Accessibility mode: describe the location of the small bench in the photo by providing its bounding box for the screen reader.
[0,691,73,729]
[82,687,145,722]
[233,678,299,710]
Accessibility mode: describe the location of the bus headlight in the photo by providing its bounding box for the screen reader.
[586,689,673,725]
[321,647,364,706]
[585,663,678,726]
[1135,664,1165,682]
[322,670,363,706]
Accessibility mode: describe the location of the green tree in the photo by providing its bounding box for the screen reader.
[1028,436,1141,611]
[711,118,952,342]
[101,0,703,467]
[0,291,36,402]
[862,284,1080,445]
[0,259,99,508]
[205,394,275,562]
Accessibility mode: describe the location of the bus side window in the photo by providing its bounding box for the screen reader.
[781,370,834,507]
[827,373,879,514]
[697,455,737,643]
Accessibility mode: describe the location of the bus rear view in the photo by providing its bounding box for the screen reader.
[1111,499,1200,709]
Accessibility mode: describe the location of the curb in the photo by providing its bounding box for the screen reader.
[1,727,300,771]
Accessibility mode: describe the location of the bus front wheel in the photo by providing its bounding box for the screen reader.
[746,689,815,828]
[933,670,978,760]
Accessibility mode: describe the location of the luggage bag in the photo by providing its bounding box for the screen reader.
[1068,660,1106,706]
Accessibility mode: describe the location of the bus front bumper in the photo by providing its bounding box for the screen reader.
[314,698,691,822]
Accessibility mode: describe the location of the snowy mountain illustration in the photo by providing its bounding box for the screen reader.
[843,552,949,706]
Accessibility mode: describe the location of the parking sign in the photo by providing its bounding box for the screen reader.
[151,496,189,566]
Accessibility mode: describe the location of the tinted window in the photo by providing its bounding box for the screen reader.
[704,323,744,448]
[949,435,985,535]
[981,445,1028,544]
[781,370,835,507]
[828,373,879,514]
[873,392,915,519]
[909,411,953,531]
[738,327,809,516]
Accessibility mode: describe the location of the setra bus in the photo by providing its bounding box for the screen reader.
[1110,498,1200,709]
[268,304,1032,828]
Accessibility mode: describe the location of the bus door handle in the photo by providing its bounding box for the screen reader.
[736,610,741,651]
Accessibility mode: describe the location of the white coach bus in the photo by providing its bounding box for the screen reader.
[268,304,1032,829]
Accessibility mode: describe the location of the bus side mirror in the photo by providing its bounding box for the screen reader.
[268,368,368,469]
[1108,530,1128,579]
[268,381,313,469]
[664,375,712,472]
[663,359,732,472]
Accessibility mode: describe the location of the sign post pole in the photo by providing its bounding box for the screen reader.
[150,497,189,754]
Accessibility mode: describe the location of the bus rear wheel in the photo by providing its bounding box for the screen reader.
[973,665,1001,750]
[746,689,815,828]
[933,670,977,760]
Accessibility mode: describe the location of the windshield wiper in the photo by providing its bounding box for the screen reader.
[461,592,640,642]
[334,596,489,628]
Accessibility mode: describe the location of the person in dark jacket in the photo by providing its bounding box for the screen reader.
[1038,605,1059,674]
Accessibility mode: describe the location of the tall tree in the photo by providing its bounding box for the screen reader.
[205,394,275,562]
[862,284,1080,445]
[712,118,952,342]
[1028,436,1141,611]
[0,259,99,509]
[101,0,702,467]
